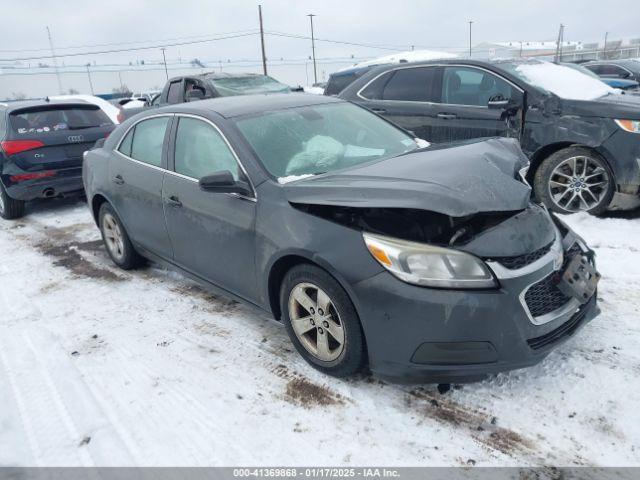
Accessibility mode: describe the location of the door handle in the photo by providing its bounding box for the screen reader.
[113,174,125,185]
[371,108,387,113]
[437,113,457,120]
[167,196,182,208]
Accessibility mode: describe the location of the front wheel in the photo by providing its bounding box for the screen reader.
[280,264,366,378]
[98,203,143,269]
[0,182,26,220]
[533,147,615,215]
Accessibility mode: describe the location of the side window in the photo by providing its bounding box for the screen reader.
[167,81,183,104]
[441,66,520,107]
[585,64,603,75]
[118,128,134,156]
[382,67,438,102]
[130,117,170,167]
[603,65,628,77]
[174,117,239,180]
[359,71,393,100]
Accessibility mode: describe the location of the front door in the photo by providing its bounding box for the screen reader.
[109,115,173,259]
[162,115,257,302]
[429,65,523,143]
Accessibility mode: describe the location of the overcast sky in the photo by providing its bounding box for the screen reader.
[1,0,638,98]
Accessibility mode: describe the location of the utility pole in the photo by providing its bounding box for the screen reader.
[554,24,565,62]
[118,71,124,91]
[603,32,609,59]
[46,26,63,94]
[258,5,268,75]
[161,47,169,80]
[468,21,474,58]
[307,14,318,84]
[86,63,94,95]
[519,41,523,57]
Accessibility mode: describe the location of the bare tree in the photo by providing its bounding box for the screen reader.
[12,92,27,100]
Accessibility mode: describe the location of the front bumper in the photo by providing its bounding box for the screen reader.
[1,167,84,201]
[352,226,600,384]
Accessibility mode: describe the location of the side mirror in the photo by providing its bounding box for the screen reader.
[620,71,631,79]
[186,89,205,102]
[199,170,252,196]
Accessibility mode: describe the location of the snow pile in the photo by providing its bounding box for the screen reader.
[343,49,457,71]
[515,62,616,101]
[303,86,325,95]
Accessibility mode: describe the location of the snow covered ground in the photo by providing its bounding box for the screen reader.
[0,198,639,467]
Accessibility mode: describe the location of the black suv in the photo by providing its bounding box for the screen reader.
[338,59,640,215]
[0,99,115,219]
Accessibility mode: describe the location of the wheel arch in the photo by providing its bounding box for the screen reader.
[527,142,617,186]
[266,252,358,322]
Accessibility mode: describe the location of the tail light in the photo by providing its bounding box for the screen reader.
[116,110,125,123]
[10,171,56,182]
[1,140,45,156]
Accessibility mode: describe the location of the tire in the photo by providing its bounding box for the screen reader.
[533,146,615,215]
[98,202,143,270]
[280,264,366,378]
[0,181,26,220]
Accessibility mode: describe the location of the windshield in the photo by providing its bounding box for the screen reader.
[210,75,291,97]
[499,60,616,100]
[235,102,420,180]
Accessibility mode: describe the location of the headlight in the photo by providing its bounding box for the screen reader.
[615,119,640,133]
[363,232,497,289]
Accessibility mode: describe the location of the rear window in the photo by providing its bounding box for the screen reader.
[10,105,112,134]
[325,73,357,96]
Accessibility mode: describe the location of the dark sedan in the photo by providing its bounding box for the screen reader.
[1,99,115,219]
[338,58,640,215]
[83,94,600,383]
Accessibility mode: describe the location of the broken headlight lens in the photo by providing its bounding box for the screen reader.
[363,232,497,289]
[615,119,640,133]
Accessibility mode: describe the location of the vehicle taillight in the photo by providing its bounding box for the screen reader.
[116,111,125,123]
[1,140,45,156]
[10,171,57,182]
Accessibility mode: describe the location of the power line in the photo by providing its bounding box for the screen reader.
[0,32,260,62]
[0,29,261,54]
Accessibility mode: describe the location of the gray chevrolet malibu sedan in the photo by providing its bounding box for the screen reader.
[83,94,600,383]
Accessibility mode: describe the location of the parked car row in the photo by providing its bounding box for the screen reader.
[1,59,623,384]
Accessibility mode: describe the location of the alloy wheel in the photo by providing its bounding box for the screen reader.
[548,156,610,212]
[288,282,345,362]
[102,213,125,261]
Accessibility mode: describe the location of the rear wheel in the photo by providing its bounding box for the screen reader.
[280,264,365,378]
[0,182,26,220]
[98,203,143,269]
[534,147,614,215]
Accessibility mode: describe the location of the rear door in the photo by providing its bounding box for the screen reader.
[109,114,173,259]
[163,115,257,301]
[429,65,523,143]
[355,66,442,141]
[5,104,113,171]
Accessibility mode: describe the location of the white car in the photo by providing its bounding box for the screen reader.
[50,94,121,124]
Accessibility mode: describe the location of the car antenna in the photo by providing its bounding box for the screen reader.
[44,96,50,102]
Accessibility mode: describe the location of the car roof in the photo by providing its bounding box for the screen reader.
[167,72,272,83]
[0,98,93,112]
[164,93,345,119]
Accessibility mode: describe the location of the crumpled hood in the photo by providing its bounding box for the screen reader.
[283,137,531,217]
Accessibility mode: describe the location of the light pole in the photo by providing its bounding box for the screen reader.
[86,63,94,95]
[468,21,474,58]
[259,5,268,75]
[161,47,169,80]
[308,14,318,84]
